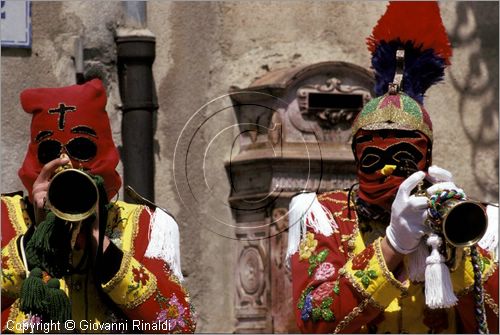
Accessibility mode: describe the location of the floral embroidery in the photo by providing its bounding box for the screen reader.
[132,267,150,285]
[155,291,191,331]
[354,269,378,289]
[1,255,14,285]
[333,281,340,295]
[299,232,318,261]
[352,244,374,270]
[128,266,149,293]
[311,281,334,302]
[311,296,335,322]
[156,294,186,329]
[21,314,43,331]
[299,283,336,322]
[297,286,314,311]
[479,256,491,273]
[301,293,313,321]
[105,205,126,248]
[313,262,335,282]
[307,249,329,276]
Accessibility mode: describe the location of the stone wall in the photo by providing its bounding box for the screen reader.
[1,2,498,333]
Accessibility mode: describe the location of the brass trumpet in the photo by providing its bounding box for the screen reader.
[396,159,489,249]
[46,156,99,222]
[426,195,488,248]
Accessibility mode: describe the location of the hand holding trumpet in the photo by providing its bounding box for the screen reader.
[32,155,71,224]
[382,165,490,269]
[30,154,109,255]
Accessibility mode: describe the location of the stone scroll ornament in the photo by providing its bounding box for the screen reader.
[362,2,489,332]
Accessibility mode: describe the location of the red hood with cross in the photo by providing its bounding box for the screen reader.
[18,79,122,201]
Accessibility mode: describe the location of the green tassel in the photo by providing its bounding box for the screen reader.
[25,212,71,278]
[34,212,56,251]
[19,268,48,316]
[46,278,72,323]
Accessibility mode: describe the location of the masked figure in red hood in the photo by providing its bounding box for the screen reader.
[288,2,498,334]
[1,79,196,333]
[18,78,121,201]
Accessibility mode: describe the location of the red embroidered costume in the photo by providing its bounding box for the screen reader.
[1,79,196,333]
[289,2,498,333]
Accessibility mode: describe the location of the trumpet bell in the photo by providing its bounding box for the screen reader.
[47,168,99,221]
[441,200,488,248]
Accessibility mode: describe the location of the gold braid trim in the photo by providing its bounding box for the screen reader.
[319,197,348,205]
[374,237,407,292]
[334,299,369,334]
[317,190,349,202]
[346,224,359,259]
[2,196,29,235]
[128,205,144,257]
[456,259,497,298]
[339,268,384,311]
[7,236,27,277]
[6,300,21,327]
[484,291,499,317]
[102,251,132,293]
[124,273,157,310]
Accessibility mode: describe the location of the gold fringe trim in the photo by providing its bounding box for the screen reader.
[7,236,27,277]
[2,196,29,235]
[484,291,499,318]
[374,237,407,292]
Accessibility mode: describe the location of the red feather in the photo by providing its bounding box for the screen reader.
[367,1,452,64]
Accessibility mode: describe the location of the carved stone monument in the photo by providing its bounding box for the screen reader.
[226,61,374,333]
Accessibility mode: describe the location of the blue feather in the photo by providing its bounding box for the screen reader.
[371,40,447,104]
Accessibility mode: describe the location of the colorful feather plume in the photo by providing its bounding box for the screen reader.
[367,1,452,104]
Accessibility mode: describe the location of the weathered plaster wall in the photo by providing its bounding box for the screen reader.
[2,2,498,333]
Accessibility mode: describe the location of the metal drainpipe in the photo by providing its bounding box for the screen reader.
[116,2,157,202]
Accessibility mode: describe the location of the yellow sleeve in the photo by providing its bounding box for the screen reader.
[101,251,157,309]
[342,237,408,308]
[1,236,27,299]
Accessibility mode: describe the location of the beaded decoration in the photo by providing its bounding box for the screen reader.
[427,189,466,233]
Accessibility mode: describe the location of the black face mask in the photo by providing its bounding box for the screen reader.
[37,137,97,164]
[359,142,424,177]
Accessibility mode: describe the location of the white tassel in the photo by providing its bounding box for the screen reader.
[145,208,183,281]
[408,239,429,282]
[424,233,458,309]
[286,192,337,262]
[478,205,498,261]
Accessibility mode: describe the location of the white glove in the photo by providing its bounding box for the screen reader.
[386,171,430,254]
[426,165,464,196]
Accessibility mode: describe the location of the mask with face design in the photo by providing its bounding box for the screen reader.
[350,1,452,211]
[353,127,430,210]
[18,79,121,201]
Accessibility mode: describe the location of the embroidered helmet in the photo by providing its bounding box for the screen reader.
[352,1,452,147]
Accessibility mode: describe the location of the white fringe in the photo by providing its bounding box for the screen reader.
[478,205,498,261]
[408,239,429,282]
[286,192,337,262]
[144,208,183,281]
[424,233,458,309]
